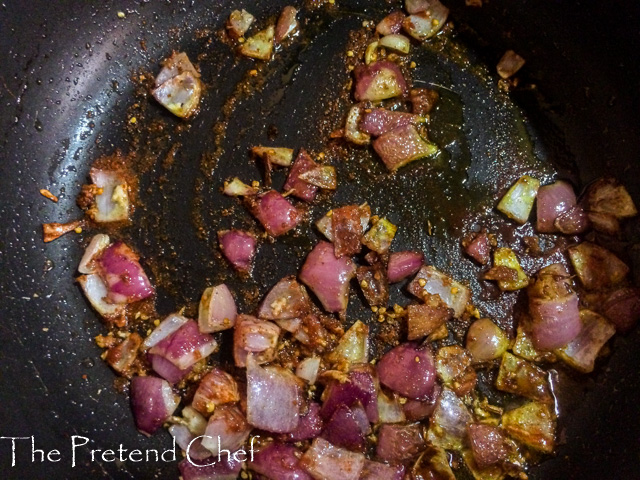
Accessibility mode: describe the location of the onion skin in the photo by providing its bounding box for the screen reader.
[528,264,581,350]
[377,342,436,400]
[275,6,299,44]
[466,318,508,362]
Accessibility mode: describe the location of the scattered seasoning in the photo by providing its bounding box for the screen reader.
[74,227,83,234]
[39,189,58,202]
[117,11,126,19]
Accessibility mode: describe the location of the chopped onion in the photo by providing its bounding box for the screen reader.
[377,342,436,400]
[88,169,130,223]
[79,234,111,274]
[168,424,211,461]
[98,241,155,303]
[148,319,217,370]
[283,402,324,442]
[299,241,356,313]
[379,34,411,54]
[344,104,371,146]
[467,423,510,469]
[361,460,405,480]
[495,352,552,403]
[275,6,299,44]
[77,274,125,318]
[587,211,619,235]
[353,61,408,102]
[240,25,275,60]
[403,4,449,42]
[299,166,337,190]
[555,309,615,373]
[403,385,440,421]
[326,320,369,368]
[536,180,577,233]
[435,345,477,396]
[130,376,180,436]
[555,205,589,234]
[143,314,189,349]
[226,9,255,39]
[148,353,192,384]
[201,404,251,456]
[251,146,294,167]
[427,387,473,450]
[585,177,638,218]
[388,250,424,283]
[497,50,526,79]
[233,315,281,368]
[376,390,406,423]
[223,177,258,197]
[192,368,241,416]
[198,284,237,334]
[602,287,640,333]
[296,357,321,384]
[284,149,319,202]
[152,52,202,118]
[497,175,540,224]
[365,41,379,65]
[361,217,397,253]
[106,333,142,375]
[407,266,471,317]
[568,241,629,290]
[410,87,440,115]
[332,205,367,257]
[179,456,243,480]
[487,247,529,291]
[462,231,491,265]
[250,442,312,480]
[465,318,508,362]
[356,264,389,307]
[218,229,257,273]
[246,355,302,433]
[258,276,311,320]
[372,124,438,171]
[501,402,555,453]
[300,438,365,480]
[376,423,425,464]
[360,108,423,137]
[246,190,302,236]
[376,11,405,36]
[407,298,452,341]
[321,403,371,451]
[316,204,371,242]
[320,365,379,423]
[528,263,581,350]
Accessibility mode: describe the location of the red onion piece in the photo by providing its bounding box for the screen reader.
[300,438,365,480]
[462,232,490,265]
[168,424,211,461]
[246,355,302,433]
[240,26,275,60]
[332,205,366,257]
[320,366,379,423]
[149,319,218,370]
[277,314,329,349]
[403,3,449,41]
[152,52,202,118]
[78,234,111,274]
[198,284,237,333]
[387,251,424,283]
[376,423,425,464]
[353,61,408,102]
[467,424,509,469]
[536,180,577,233]
[377,342,436,400]
[296,357,321,384]
[275,6,299,44]
[376,390,406,423]
[143,314,189,349]
[326,320,370,367]
[372,124,438,172]
[299,241,356,313]
[77,274,125,319]
[528,264,581,350]
[361,460,405,480]
[357,264,389,307]
[149,353,192,384]
[247,190,302,236]
[405,0,430,14]
[407,266,470,318]
[284,150,319,202]
[427,387,473,450]
[179,456,243,480]
[226,9,255,39]
[130,376,179,436]
[409,88,439,115]
[585,177,638,218]
[233,315,281,368]
[321,403,370,452]
[403,384,441,421]
[344,104,371,146]
[497,50,526,79]
[568,242,629,290]
[192,368,241,416]
[602,288,640,333]
[465,318,509,362]
[106,333,142,375]
[281,402,324,442]
[218,229,257,273]
[258,276,312,321]
[376,11,405,35]
[98,241,154,304]
[201,404,251,456]
[250,443,312,480]
[88,169,130,223]
[360,109,422,137]
[555,205,589,234]
[587,211,619,235]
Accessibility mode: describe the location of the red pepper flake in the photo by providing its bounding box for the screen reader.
[40,189,58,202]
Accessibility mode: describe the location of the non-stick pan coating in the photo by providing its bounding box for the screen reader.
[1,1,639,478]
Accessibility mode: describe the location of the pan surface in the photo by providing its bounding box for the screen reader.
[1,0,639,479]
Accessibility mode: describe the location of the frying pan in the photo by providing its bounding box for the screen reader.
[1,0,639,478]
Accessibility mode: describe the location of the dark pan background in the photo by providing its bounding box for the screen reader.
[1,1,639,479]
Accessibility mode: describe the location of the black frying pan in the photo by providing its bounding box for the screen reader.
[1,0,639,478]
